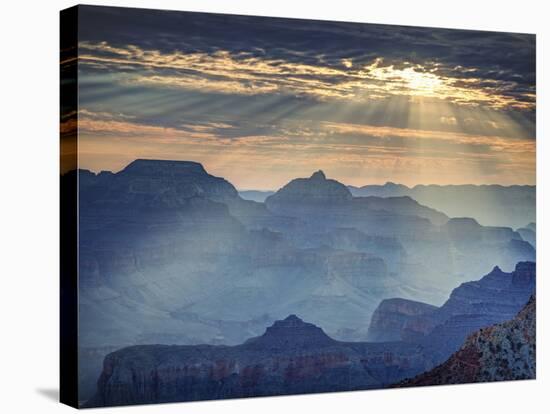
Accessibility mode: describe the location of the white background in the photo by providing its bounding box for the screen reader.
[1,0,548,412]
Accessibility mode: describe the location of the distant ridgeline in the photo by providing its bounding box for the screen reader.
[347,182,535,229]
[68,160,536,404]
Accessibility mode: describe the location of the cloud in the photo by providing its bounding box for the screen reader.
[319,121,535,154]
[78,41,535,111]
[75,110,535,188]
[72,7,536,187]
[440,116,457,125]
[76,110,535,158]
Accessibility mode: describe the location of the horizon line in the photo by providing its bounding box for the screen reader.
[72,158,536,190]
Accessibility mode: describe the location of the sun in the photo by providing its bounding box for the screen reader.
[400,67,443,95]
[364,61,445,99]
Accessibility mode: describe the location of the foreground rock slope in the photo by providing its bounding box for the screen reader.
[398,295,535,386]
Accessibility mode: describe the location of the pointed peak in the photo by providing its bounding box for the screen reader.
[265,169,352,205]
[310,170,326,180]
[270,314,308,329]
[244,314,335,349]
[281,314,304,325]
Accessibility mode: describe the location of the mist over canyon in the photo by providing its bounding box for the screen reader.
[86,262,535,407]
[70,159,536,405]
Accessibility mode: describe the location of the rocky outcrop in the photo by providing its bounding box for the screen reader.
[86,315,431,407]
[117,159,239,201]
[367,299,437,342]
[79,159,286,234]
[398,296,535,386]
[79,159,239,218]
[368,262,536,364]
[434,262,535,326]
[265,170,352,209]
[244,315,336,349]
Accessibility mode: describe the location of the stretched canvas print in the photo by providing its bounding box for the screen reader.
[60,5,536,408]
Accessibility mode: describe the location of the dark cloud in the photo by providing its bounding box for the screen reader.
[78,5,535,86]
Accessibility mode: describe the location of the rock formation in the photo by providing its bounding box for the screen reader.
[368,262,536,363]
[86,315,430,407]
[398,296,535,386]
[367,298,437,342]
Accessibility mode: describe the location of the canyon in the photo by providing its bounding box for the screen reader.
[70,159,536,403]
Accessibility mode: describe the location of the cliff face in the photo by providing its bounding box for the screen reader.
[104,158,239,202]
[367,299,437,342]
[86,315,430,407]
[434,262,535,328]
[368,262,536,363]
[398,296,535,386]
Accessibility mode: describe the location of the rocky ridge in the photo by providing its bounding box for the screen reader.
[368,262,536,363]
[86,315,430,407]
[398,296,535,386]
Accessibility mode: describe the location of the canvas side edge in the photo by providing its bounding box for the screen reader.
[60,5,79,409]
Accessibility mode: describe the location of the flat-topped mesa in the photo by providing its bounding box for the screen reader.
[120,159,207,177]
[80,159,239,203]
[265,170,352,207]
[245,314,336,350]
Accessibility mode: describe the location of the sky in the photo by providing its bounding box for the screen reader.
[69,5,536,190]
